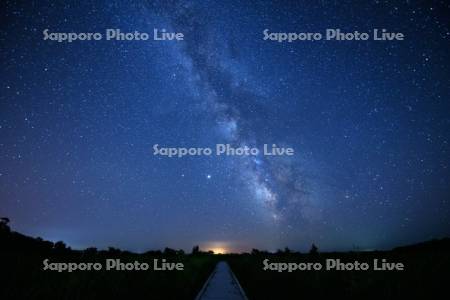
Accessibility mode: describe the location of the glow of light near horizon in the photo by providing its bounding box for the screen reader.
[202,241,231,254]
[209,248,227,255]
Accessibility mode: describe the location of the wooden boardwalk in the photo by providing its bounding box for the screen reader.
[195,261,248,300]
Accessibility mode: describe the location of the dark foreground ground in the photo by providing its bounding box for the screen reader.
[0,226,219,299]
[1,225,449,299]
[228,242,450,299]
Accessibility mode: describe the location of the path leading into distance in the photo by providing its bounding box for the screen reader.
[195,261,248,300]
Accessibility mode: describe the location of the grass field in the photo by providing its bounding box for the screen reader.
[2,251,219,299]
[226,247,450,299]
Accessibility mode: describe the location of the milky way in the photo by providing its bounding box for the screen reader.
[158,1,322,228]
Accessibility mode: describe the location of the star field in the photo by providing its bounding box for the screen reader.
[1,0,449,252]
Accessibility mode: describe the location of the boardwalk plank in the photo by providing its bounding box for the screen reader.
[196,261,247,300]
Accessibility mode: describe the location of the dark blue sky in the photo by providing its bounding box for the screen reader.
[1,0,449,252]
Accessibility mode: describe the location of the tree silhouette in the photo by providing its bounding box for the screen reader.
[163,247,177,255]
[84,247,98,256]
[251,248,261,255]
[192,245,200,255]
[0,217,10,232]
[309,243,319,255]
[54,241,69,254]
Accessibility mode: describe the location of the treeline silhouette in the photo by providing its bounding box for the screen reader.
[2,217,450,299]
[1,217,327,256]
[0,218,213,256]
[2,216,450,256]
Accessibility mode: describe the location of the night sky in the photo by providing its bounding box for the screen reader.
[1,0,449,253]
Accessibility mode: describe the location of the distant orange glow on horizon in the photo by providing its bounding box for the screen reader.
[202,241,240,254]
[209,247,227,254]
